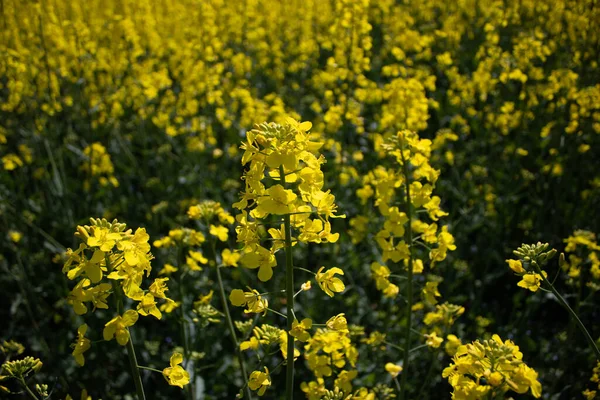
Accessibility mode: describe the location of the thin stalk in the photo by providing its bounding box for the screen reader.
[280,165,295,400]
[208,233,252,399]
[216,265,253,400]
[138,366,164,374]
[125,336,146,400]
[417,352,437,398]
[19,379,40,400]
[399,141,414,400]
[107,255,146,400]
[176,247,194,400]
[533,262,600,359]
[393,377,402,394]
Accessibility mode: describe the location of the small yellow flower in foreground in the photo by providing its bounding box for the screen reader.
[517,272,547,292]
[326,313,348,332]
[103,310,138,345]
[248,367,271,396]
[72,324,91,366]
[385,362,403,378]
[315,267,345,297]
[163,352,190,388]
[506,259,525,274]
[301,281,312,291]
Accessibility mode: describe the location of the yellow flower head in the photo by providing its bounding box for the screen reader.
[517,272,547,292]
[137,293,162,319]
[385,362,403,378]
[326,314,348,332]
[103,310,138,345]
[229,288,269,315]
[248,367,271,396]
[8,230,22,243]
[163,352,190,389]
[72,324,91,366]
[506,259,525,274]
[290,318,313,342]
[315,267,345,297]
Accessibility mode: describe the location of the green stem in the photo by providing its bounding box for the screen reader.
[293,266,315,275]
[417,352,437,397]
[107,256,146,400]
[138,365,165,374]
[216,266,253,400]
[533,262,600,359]
[176,247,194,400]
[393,377,402,395]
[281,165,295,400]
[125,335,146,400]
[19,378,40,400]
[399,140,414,400]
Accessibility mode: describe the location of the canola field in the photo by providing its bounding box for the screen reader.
[1,0,600,399]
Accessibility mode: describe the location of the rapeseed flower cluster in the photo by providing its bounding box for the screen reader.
[443,335,542,399]
[62,218,174,364]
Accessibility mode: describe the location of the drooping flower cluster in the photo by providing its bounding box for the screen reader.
[506,242,557,292]
[62,218,174,365]
[443,335,542,399]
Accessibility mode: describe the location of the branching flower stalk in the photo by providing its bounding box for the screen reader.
[230,119,345,397]
[364,130,456,398]
[106,255,146,400]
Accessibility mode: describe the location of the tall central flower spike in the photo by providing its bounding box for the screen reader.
[232,118,345,398]
[234,118,345,282]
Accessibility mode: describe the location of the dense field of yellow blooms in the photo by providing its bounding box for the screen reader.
[1,0,600,399]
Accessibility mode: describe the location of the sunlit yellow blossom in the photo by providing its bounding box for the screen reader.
[221,249,240,267]
[385,363,403,378]
[315,267,345,297]
[326,314,348,332]
[8,230,22,243]
[162,352,190,388]
[72,324,91,366]
[103,310,138,346]
[517,272,547,292]
[229,288,268,315]
[248,367,271,396]
[290,318,313,342]
[209,225,229,242]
